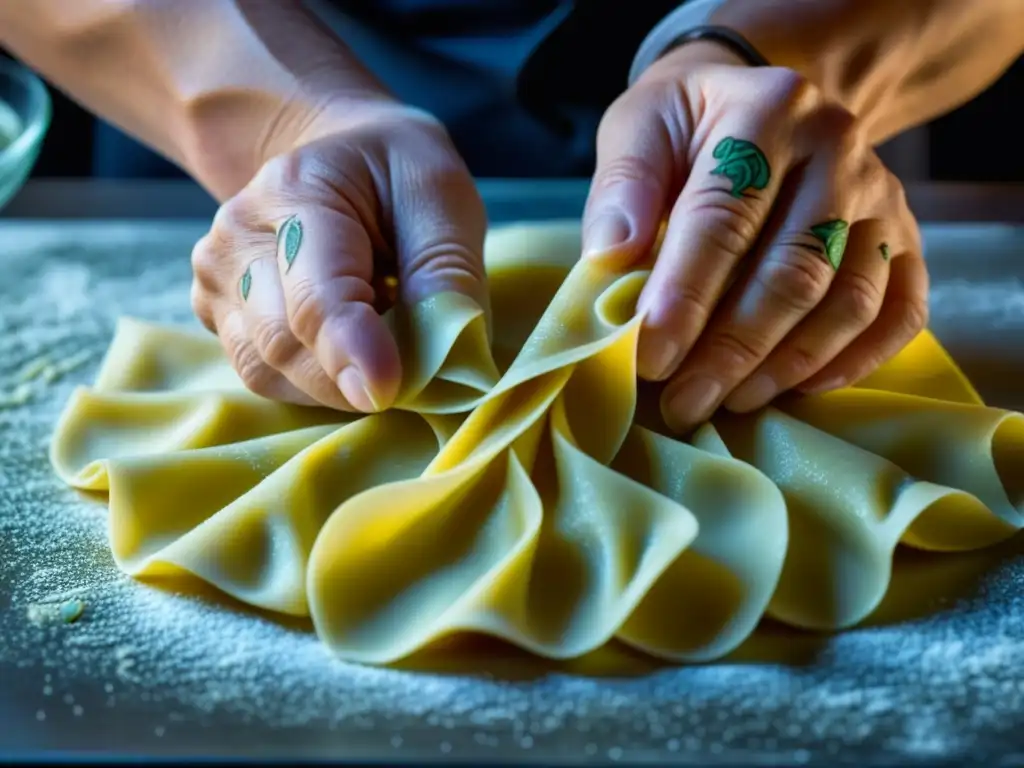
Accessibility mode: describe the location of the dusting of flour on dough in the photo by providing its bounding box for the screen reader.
[3,222,1024,764]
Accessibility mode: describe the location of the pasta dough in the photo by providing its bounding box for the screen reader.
[50,221,1024,665]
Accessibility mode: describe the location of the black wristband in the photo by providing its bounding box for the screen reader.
[659,24,771,68]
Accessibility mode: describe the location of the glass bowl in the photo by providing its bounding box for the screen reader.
[0,57,51,209]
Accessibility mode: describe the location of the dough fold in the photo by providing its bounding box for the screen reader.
[50,221,1023,664]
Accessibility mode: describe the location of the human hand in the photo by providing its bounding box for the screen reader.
[582,41,928,433]
[190,98,488,412]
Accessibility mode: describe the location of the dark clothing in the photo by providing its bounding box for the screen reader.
[94,0,686,180]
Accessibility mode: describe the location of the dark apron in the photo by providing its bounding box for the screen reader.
[94,0,685,180]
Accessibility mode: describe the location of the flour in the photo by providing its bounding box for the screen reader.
[3,222,1024,764]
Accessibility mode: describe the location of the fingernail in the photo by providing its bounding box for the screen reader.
[663,375,723,432]
[799,376,847,395]
[338,366,379,412]
[725,373,778,413]
[637,333,680,381]
[583,210,632,259]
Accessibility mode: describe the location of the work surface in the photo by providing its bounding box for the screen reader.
[3,181,1024,766]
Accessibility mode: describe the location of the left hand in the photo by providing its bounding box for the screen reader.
[581,41,928,433]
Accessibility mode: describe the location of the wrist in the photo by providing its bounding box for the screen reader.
[168,1,396,199]
[642,39,752,82]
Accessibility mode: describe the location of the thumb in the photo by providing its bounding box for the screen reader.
[582,91,681,265]
[389,147,490,324]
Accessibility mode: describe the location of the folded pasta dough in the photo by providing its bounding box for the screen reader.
[49,220,1024,665]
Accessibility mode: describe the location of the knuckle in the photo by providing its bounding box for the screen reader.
[344,299,383,334]
[891,177,913,215]
[802,103,865,159]
[255,151,305,191]
[784,343,823,380]
[757,248,832,310]
[592,153,666,195]
[685,196,762,256]
[835,271,884,327]
[665,281,715,329]
[287,277,327,345]
[822,105,861,144]
[404,240,485,286]
[854,152,890,193]
[252,317,298,369]
[210,195,251,235]
[228,338,275,396]
[597,90,645,137]
[190,235,219,285]
[896,295,929,338]
[190,281,216,332]
[252,149,339,201]
[758,67,819,114]
[709,327,767,371]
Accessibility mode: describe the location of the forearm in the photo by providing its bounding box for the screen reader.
[0,0,388,199]
[712,0,1024,143]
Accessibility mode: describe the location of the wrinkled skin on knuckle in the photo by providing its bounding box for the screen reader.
[254,146,355,209]
[835,271,884,327]
[287,277,327,346]
[228,337,276,397]
[663,281,715,334]
[591,152,666,198]
[707,327,769,373]
[594,82,688,186]
[783,342,824,380]
[757,249,833,312]
[685,194,763,256]
[401,242,486,303]
[252,316,299,370]
[896,292,930,339]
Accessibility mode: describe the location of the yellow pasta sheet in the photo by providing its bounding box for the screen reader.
[50,221,1024,664]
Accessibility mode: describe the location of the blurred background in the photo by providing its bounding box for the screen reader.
[18,55,1024,185]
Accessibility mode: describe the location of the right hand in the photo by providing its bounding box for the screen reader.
[190,98,488,413]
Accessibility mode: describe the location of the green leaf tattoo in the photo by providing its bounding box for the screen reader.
[810,220,850,270]
[879,242,891,261]
[278,215,303,272]
[710,137,772,198]
[240,265,252,301]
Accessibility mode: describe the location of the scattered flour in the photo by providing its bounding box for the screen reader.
[2,222,1024,764]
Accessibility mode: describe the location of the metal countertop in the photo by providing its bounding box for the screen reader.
[2,180,1024,766]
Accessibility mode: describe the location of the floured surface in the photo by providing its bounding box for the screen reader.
[4,220,1024,765]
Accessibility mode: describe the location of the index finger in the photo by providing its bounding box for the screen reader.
[274,205,403,412]
[635,121,795,382]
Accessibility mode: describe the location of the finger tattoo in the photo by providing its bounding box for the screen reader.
[710,137,772,198]
[240,264,253,301]
[277,215,303,273]
[879,242,890,261]
[809,220,850,270]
